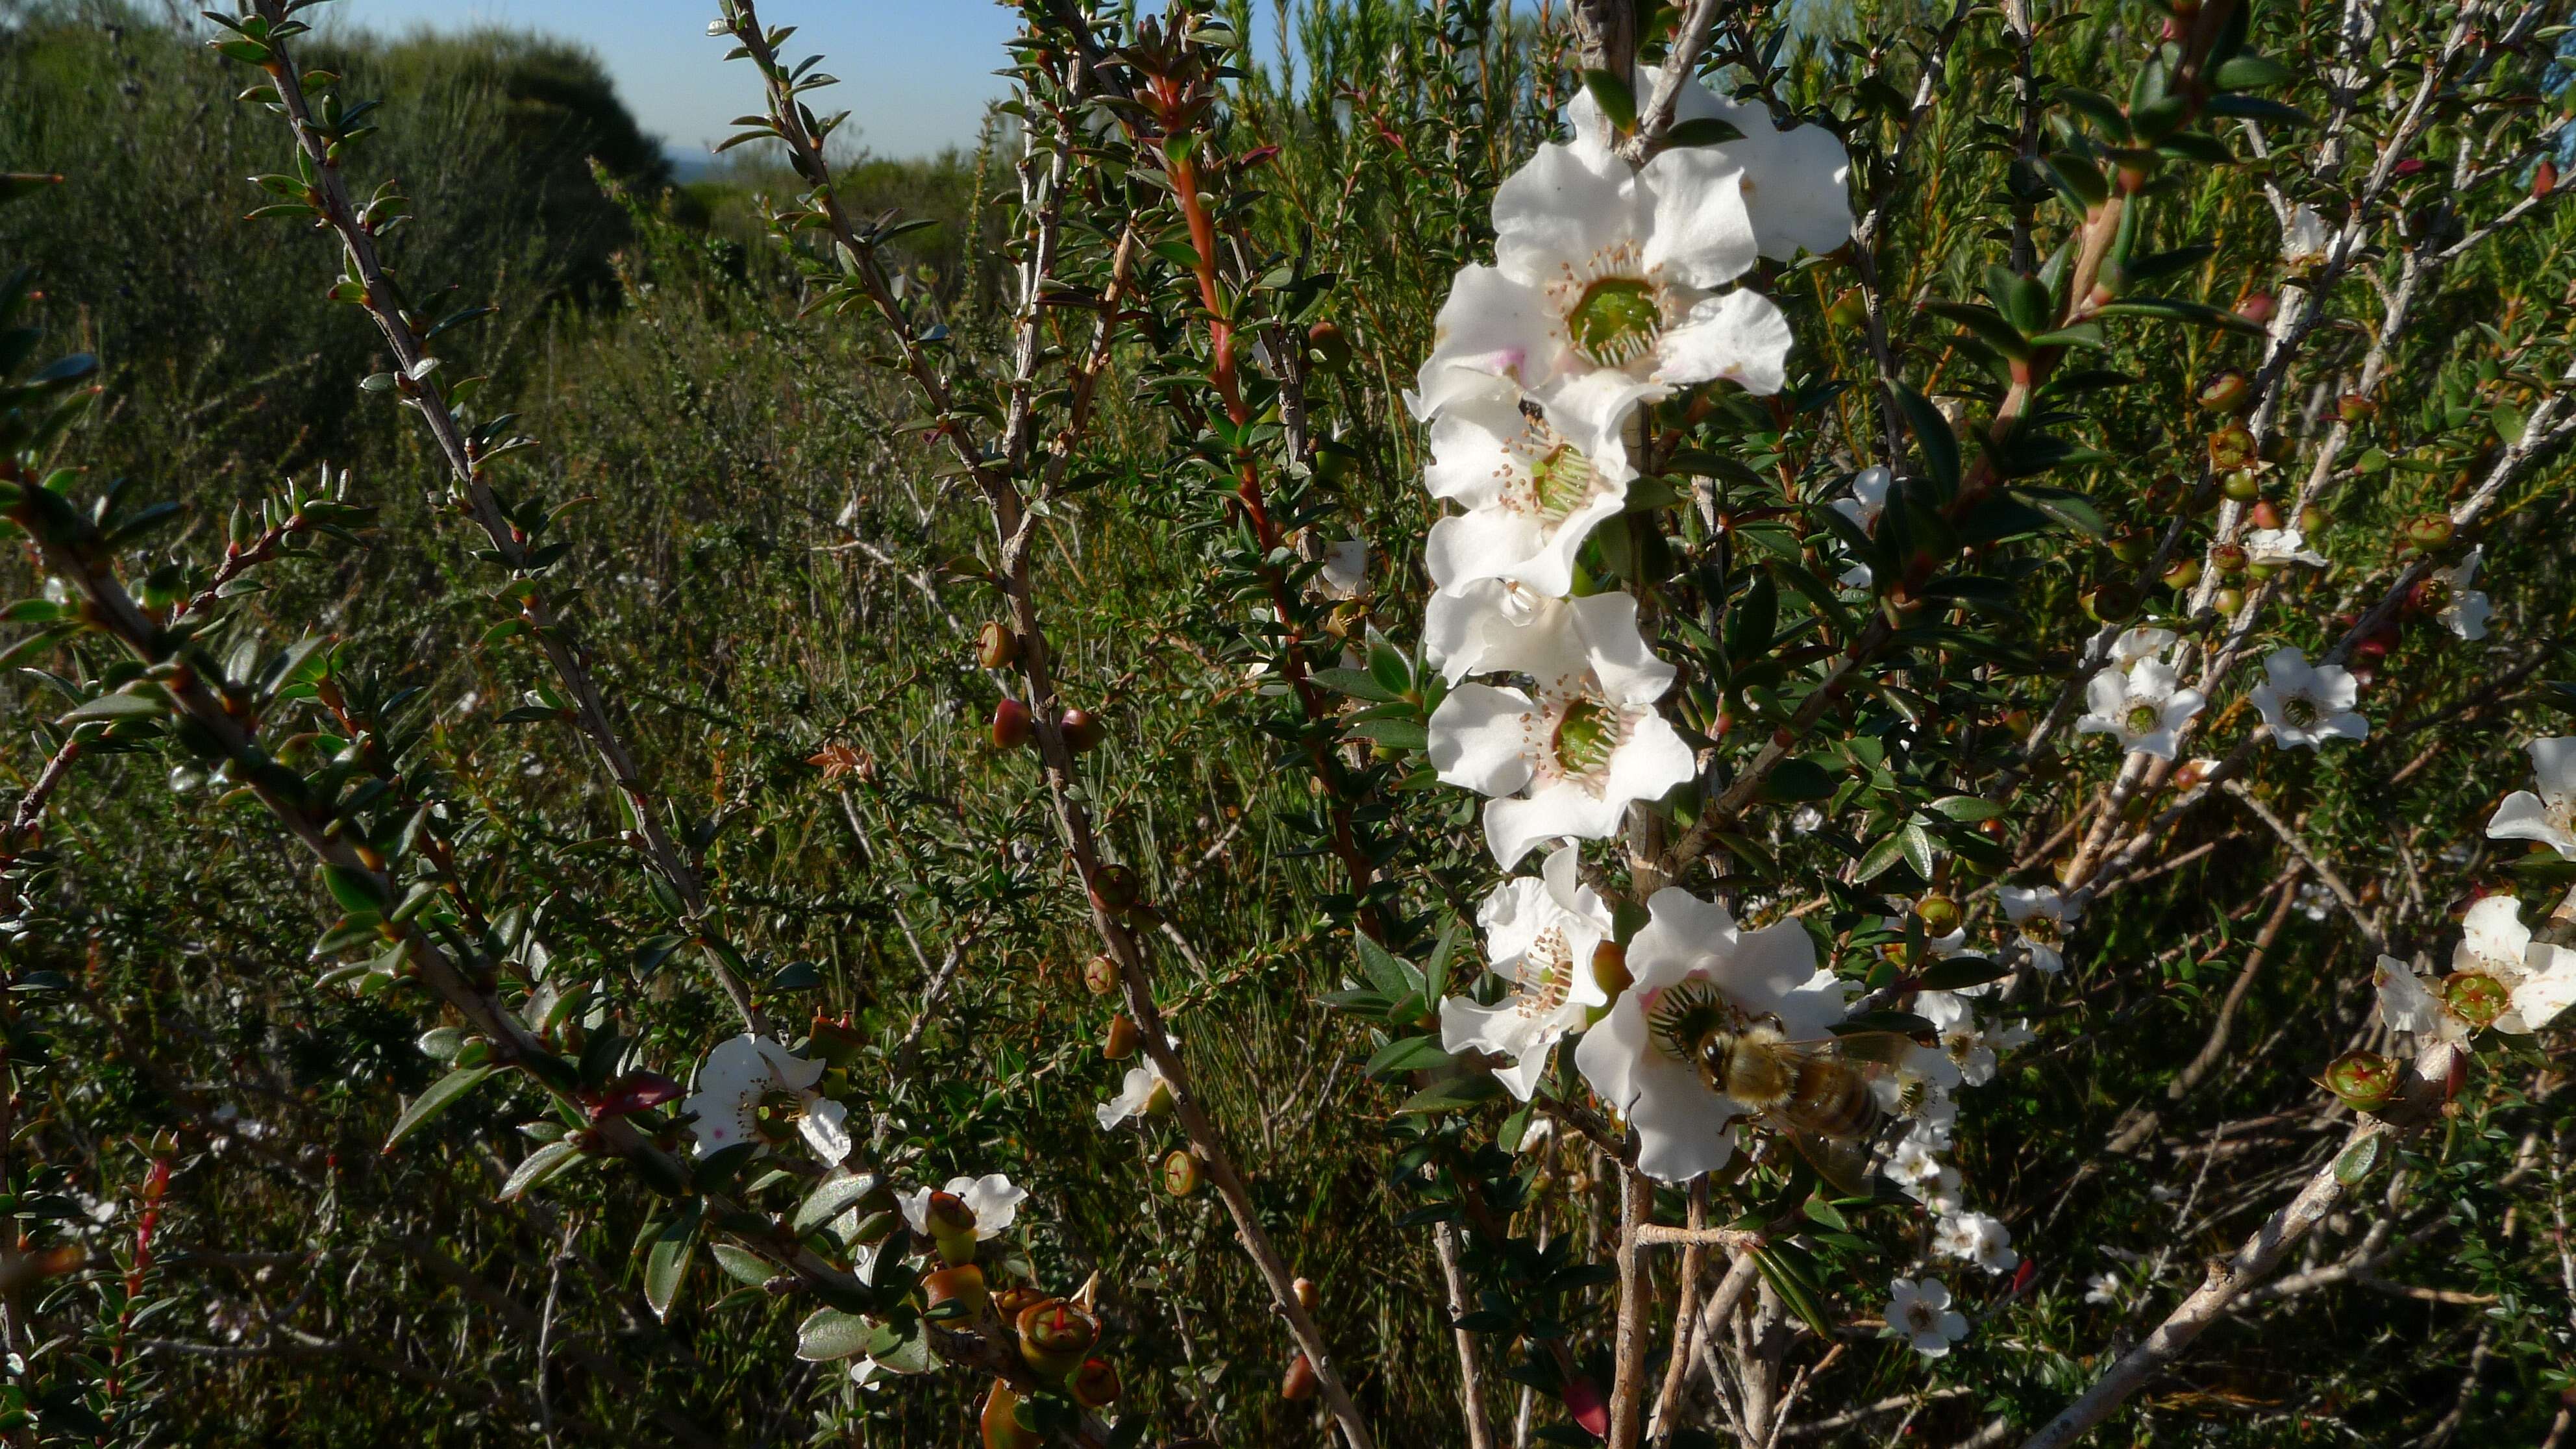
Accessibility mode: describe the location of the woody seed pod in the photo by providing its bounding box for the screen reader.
[1070,1357,1123,1408]
[1016,1296,1102,1378]
[2321,1050,2399,1112]
[1102,1013,1141,1060]
[990,698,1034,750]
[924,1262,990,1319]
[1083,953,1120,996]
[1282,1352,1319,1402]
[1161,1148,1203,1197]
[975,621,1018,671]
[980,1380,1039,1449]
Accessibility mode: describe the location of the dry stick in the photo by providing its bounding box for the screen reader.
[245,2,764,1037]
[1644,1180,1711,1442]
[723,11,1377,1446]
[1435,1223,1498,1449]
[1618,0,1727,162]
[1609,1163,1655,1449]
[2016,1113,2405,1449]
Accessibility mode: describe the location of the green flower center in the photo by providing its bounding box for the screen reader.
[2443,972,2508,1030]
[1527,444,1599,521]
[2281,695,2320,728]
[2125,704,2161,735]
[1565,278,1661,366]
[1553,698,1620,778]
[753,1088,803,1144]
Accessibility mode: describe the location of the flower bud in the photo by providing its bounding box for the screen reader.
[1293,1276,1321,1313]
[1059,706,1104,754]
[976,621,1019,671]
[990,698,1034,750]
[2107,526,2153,565]
[1160,1148,1203,1197]
[1083,952,1120,996]
[806,1013,867,1070]
[1281,1352,1318,1402]
[980,1380,1039,1449]
[1914,895,1962,934]
[2233,290,2275,327]
[2298,502,2331,534]
[1564,1375,1611,1437]
[2336,392,2377,424]
[2161,555,2202,591]
[1017,1296,1102,1378]
[2538,158,2559,199]
[924,1262,989,1319]
[1306,320,1353,373]
[2211,543,2248,576]
[1102,1013,1140,1060]
[1591,939,1631,997]
[2321,1050,2399,1112]
[1088,863,1141,916]
[2195,370,2249,412]
[2213,586,2246,616]
[2248,500,2283,532]
[1070,1357,1123,1408]
[1826,286,1869,330]
[2402,514,2455,550]
[924,1191,981,1265]
[2219,467,2261,502]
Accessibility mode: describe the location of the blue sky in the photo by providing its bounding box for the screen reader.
[320,1,1024,160]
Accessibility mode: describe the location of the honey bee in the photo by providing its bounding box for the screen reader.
[1648,978,1913,1195]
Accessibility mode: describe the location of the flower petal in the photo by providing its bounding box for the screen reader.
[1654,288,1792,397]
[1428,684,1541,797]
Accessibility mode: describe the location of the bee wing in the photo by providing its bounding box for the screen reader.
[1777,1030,1914,1076]
[1785,1127,1879,1198]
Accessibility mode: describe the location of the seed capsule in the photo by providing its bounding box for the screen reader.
[1914,895,1963,934]
[1160,1148,1202,1197]
[1016,1296,1102,1378]
[924,1262,989,1318]
[980,1380,1039,1449]
[1281,1352,1319,1402]
[2161,556,2202,591]
[2248,500,2283,530]
[2195,370,2249,412]
[976,621,1019,671]
[2321,1050,2399,1112]
[1293,1276,1321,1313]
[990,698,1034,750]
[1089,863,1141,915]
[2336,392,2377,424]
[1591,939,1631,997]
[1070,1357,1122,1408]
[1306,320,1353,373]
[1060,706,1104,754]
[2403,514,2455,549]
[1083,953,1120,996]
[1102,1013,1139,1060]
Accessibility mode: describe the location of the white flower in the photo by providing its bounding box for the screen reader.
[2487,737,2576,859]
[1903,1091,1960,1151]
[1933,1211,2018,1274]
[2295,880,2334,921]
[1917,992,1998,1085]
[1920,1165,1966,1217]
[1096,1058,1176,1130]
[1998,886,2079,974]
[2375,954,2468,1044]
[2245,526,2327,569]
[2108,626,2176,669]
[1440,843,1615,1099]
[1831,466,1891,588]
[2444,895,2576,1034]
[2283,204,2332,266]
[2075,660,2205,760]
[1885,1277,1968,1357]
[682,1034,851,1165]
[1424,380,1636,599]
[2084,1270,2123,1306]
[1427,591,1696,867]
[2431,549,2490,640]
[1886,1139,1944,1186]
[1572,887,1852,1183]
[848,1357,888,1391]
[897,1173,1026,1241]
[2248,647,2366,749]
[1414,132,1790,459]
[1567,68,1854,263]
[1317,539,1369,600]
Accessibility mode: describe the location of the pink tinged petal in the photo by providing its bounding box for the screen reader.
[1428,684,1540,796]
[1421,265,1559,405]
[2486,791,2575,856]
[1655,289,1792,396]
[1637,146,1759,288]
[2509,944,2576,1028]
[799,1096,853,1165]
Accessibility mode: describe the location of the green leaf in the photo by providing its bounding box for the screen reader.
[384,1065,495,1152]
[2212,53,2293,90]
[645,1207,700,1321]
[1582,69,1637,130]
[712,1244,774,1287]
[59,691,164,724]
[1664,116,1746,147]
[1313,666,1399,703]
[1364,1034,1457,1078]
[1398,1074,1503,1116]
[1889,384,1959,495]
[1914,956,2010,991]
[1929,795,2007,822]
[1899,823,1938,880]
[2332,1132,2383,1185]
[1757,758,1837,804]
[1345,718,1427,751]
[794,1170,887,1236]
[2007,486,2109,539]
[2093,297,2265,336]
[319,862,388,913]
[1356,934,1423,1000]
[797,1306,874,1361]
[499,1140,582,1200]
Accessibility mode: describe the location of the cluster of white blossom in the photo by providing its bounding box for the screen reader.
[1409,78,2033,1360]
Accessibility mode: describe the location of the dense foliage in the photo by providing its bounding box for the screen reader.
[0,0,2572,1446]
